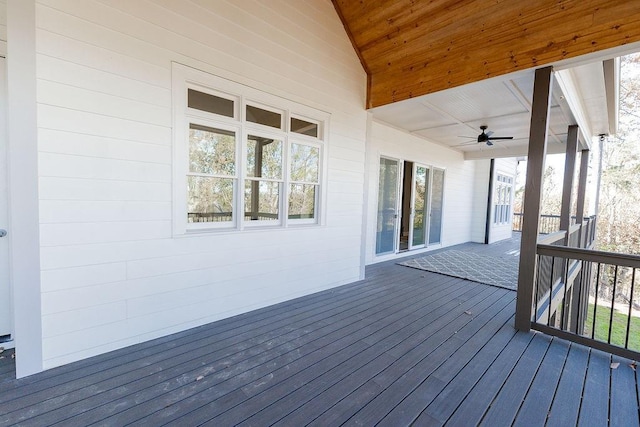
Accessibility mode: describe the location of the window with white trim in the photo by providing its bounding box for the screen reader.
[494,174,513,225]
[172,64,327,234]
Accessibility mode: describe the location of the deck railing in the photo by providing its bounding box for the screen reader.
[512,213,586,234]
[188,212,308,222]
[530,216,640,360]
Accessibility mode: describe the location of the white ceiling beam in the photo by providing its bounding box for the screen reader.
[554,69,593,149]
[603,57,620,135]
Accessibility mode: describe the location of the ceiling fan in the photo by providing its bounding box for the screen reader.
[457,125,514,146]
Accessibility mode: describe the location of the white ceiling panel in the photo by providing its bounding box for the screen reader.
[371,100,455,132]
[423,80,530,122]
[370,59,613,160]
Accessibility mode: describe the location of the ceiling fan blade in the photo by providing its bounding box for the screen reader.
[453,141,479,147]
[488,136,514,140]
[457,136,476,139]
[485,130,494,137]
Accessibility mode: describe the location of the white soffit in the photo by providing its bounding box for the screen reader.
[370,58,615,160]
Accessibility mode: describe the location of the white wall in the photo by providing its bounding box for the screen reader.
[364,121,482,264]
[471,159,491,243]
[32,0,367,369]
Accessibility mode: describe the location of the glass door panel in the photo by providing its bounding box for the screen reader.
[375,158,399,255]
[429,168,444,245]
[410,165,429,248]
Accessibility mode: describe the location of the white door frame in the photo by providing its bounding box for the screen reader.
[0,56,12,342]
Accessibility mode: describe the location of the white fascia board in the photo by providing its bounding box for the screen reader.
[554,69,593,150]
[603,57,620,136]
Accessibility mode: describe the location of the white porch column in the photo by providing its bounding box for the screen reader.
[515,66,554,332]
[7,0,43,377]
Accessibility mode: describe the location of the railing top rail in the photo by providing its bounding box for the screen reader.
[568,223,581,234]
[537,230,566,245]
[537,244,640,268]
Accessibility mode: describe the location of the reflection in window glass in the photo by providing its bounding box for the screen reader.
[291,118,318,137]
[290,143,319,183]
[246,135,282,179]
[244,180,279,221]
[246,105,282,129]
[189,125,236,176]
[187,176,234,223]
[188,89,234,118]
[289,184,315,219]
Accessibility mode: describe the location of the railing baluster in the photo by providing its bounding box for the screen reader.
[608,265,619,344]
[625,268,636,349]
[535,254,542,321]
[548,257,556,326]
[592,263,601,340]
[561,256,569,331]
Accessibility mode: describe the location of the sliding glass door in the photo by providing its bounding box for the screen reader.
[410,165,429,248]
[375,157,444,257]
[429,168,444,245]
[375,157,400,255]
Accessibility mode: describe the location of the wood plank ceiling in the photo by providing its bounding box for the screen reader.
[332,0,640,109]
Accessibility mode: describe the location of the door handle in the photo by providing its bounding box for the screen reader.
[0,229,6,238]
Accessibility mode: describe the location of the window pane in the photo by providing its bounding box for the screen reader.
[189,124,236,176]
[289,184,316,219]
[290,143,319,183]
[244,180,279,221]
[187,176,234,223]
[247,135,282,179]
[291,118,318,137]
[188,89,234,118]
[246,105,281,129]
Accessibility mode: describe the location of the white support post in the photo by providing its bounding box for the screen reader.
[7,0,43,377]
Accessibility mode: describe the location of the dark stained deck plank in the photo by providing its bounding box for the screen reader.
[0,253,636,427]
[374,296,516,427]
[65,270,464,425]
[8,271,452,426]
[545,344,590,427]
[415,319,519,425]
[133,276,490,425]
[511,338,571,426]
[338,290,512,426]
[578,349,611,426]
[0,270,396,397]
[443,331,538,426]
[477,333,552,426]
[609,355,640,427]
[235,291,516,427]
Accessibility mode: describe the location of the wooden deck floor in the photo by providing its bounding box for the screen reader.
[1,260,639,426]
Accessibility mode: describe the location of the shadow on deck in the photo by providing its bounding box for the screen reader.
[0,246,638,426]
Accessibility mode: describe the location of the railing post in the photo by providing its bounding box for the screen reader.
[560,125,578,244]
[575,149,590,248]
[516,66,553,332]
[559,125,578,329]
[569,149,591,333]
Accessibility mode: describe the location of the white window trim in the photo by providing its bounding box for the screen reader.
[172,63,329,236]
[493,173,514,226]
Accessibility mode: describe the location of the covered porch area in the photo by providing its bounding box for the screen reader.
[1,256,637,426]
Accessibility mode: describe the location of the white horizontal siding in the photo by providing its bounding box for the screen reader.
[33,0,367,369]
[39,129,172,164]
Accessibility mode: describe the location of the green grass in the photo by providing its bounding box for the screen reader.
[584,303,640,351]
